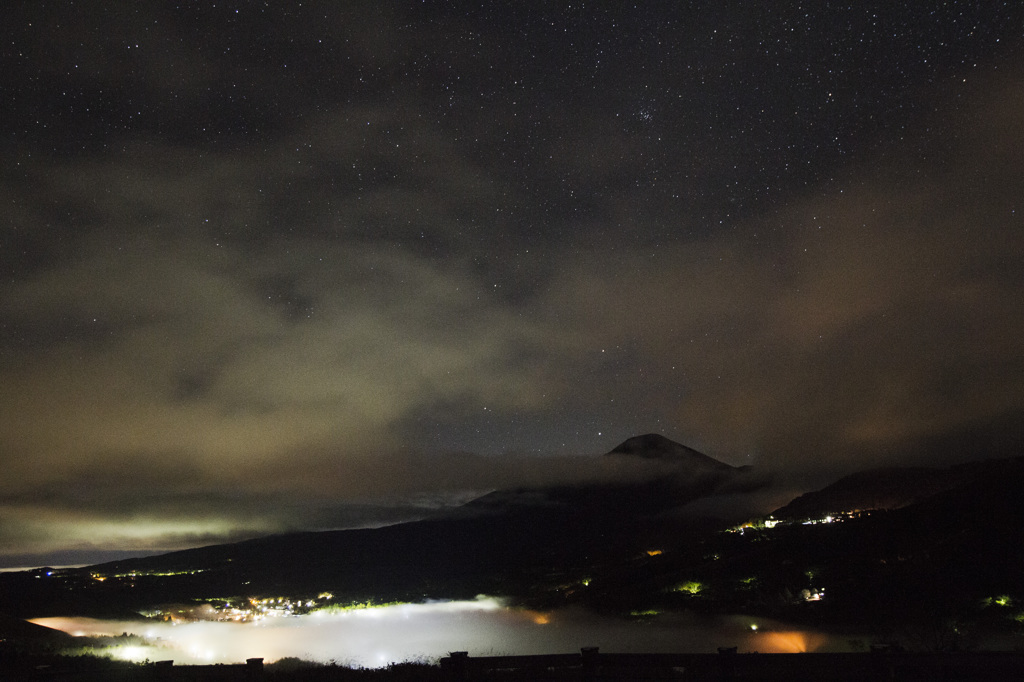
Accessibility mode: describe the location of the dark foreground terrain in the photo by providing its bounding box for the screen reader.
[5,647,1024,681]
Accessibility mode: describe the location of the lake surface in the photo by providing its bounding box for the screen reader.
[33,597,848,667]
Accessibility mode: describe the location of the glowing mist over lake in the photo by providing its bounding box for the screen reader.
[32,598,844,667]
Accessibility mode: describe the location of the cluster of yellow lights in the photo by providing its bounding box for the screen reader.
[677,581,702,594]
[90,568,206,581]
[729,509,873,534]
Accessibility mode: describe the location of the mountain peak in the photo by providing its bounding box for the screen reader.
[606,433,733,470]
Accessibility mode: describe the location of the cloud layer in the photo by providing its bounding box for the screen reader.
[2,4,1023,564]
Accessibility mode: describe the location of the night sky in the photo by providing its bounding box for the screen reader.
[2,2,1023,568]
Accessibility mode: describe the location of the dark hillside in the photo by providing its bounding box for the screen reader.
[772,457,1024,520]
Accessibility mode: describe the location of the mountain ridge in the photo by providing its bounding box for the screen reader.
[606,433,736,471]
[771,456,1024,519]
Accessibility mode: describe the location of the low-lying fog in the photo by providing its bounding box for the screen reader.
[33,597,849,667]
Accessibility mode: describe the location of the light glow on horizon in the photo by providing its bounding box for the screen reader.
[758,630,828,653]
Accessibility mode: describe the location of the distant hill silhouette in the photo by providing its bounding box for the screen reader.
[771,457,1024,519]
[0,611,71,641]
